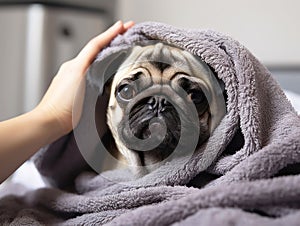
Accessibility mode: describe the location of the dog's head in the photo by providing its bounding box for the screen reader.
[105,43,225,174]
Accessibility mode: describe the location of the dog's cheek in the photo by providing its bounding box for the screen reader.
[107,100,123,136]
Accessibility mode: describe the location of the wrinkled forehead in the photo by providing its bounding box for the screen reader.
[114,43,212,82]
[127,43,191,67]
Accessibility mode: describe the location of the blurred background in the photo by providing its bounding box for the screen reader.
[0,0,299,193]
[1,0,299,121]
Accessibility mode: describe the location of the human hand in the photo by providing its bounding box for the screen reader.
[34,21,134,136]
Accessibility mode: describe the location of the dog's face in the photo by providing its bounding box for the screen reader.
[106,43,225,173]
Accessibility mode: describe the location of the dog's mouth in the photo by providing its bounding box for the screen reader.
[129,96,181,162]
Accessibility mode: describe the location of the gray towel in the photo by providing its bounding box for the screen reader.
[1,21,300,226]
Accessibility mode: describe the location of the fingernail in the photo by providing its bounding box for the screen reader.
[112,20,123,28]
[124,20,134,25]
[124,21,134,27]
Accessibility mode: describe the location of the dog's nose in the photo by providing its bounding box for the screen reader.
[147,96,171,112]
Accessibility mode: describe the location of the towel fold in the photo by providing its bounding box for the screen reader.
[1,22,300,225]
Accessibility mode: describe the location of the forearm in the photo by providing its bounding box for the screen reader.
[0,109,63,183]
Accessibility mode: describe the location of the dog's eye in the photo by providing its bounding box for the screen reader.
[188,89,205,104]
[117,84,136,100]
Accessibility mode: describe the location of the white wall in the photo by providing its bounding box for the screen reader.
[116,0,300,66]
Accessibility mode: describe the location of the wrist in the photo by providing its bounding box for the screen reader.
[30,107,68,144]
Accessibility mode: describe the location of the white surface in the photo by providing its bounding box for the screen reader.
[10,161,47,189]
[284,90,300,114]
[0,161,47,198]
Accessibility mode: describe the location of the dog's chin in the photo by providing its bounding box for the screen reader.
[121,125,208,169]
[134,127,180,165]
[119,115,180,165]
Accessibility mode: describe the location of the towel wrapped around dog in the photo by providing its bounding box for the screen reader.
[1,21,300,225]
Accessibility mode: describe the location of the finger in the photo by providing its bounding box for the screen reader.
[75,20,125,71]
[123,21,135,31]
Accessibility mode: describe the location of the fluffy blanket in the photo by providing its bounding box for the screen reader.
[1,22,300,226]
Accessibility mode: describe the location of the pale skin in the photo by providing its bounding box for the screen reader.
[0,20,134,183]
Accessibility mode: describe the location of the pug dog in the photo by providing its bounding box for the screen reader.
[105,43,225,175]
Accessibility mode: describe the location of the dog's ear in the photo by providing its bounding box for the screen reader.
[103,76,113,96]
[88,50,129,140]
[88,50,129,95]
